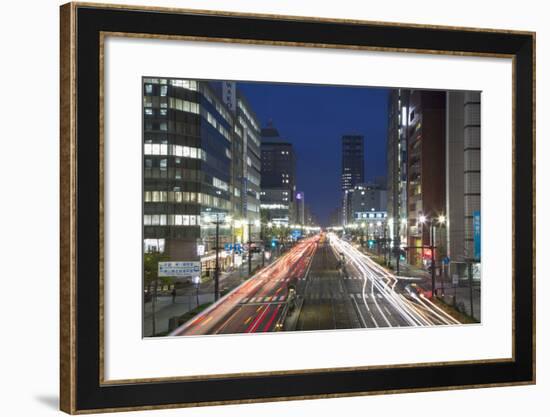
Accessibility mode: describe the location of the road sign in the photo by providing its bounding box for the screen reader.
[442,256,450,265]
[473,211,481,261]
[158,261,201,277]
[291,229,302,239]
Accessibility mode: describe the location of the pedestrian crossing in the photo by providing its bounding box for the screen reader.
[347,293,384,300]
[295,276,363,281]
[238,282,383,305]
[240,295,287,304]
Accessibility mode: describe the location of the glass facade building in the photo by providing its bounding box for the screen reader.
[143,78,261,268]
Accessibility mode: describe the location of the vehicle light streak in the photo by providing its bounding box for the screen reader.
[170,235,320,336]
[329,234,459,327]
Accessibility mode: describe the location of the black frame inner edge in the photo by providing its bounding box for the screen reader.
[73,5,534,411]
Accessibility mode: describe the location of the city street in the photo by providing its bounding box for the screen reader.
[170,233,463,336]
[143,253,264,336]
[143,79,482,337]
[170,236,318,335]
[329,235,461,328]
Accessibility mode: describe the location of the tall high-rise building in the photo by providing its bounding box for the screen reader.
[295,191,305,225]
[387,89,447,266]
[446,91,481,276]
[341,134,365,225]
[341,134,365,191]
[143,78,261,271]
[222,82,262,243]
[260,122,296,225]
[406,91,447,265]
[387,90,407,252]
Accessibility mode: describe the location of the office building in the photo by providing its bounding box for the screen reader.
[341,134,365,225]
[349,183,387,219]
[222,82,262,244]
[387,89,447,266]
[260,122,296,225]
[387,90,409,253]
[295,191,305,225]
[143,78,261,273]
[446,91,481,277]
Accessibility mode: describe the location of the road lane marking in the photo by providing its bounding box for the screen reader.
[262,304,282,332]
[247,305,271,333]
[350,295,367,328]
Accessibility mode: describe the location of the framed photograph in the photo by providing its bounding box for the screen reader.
[60,2,535,414]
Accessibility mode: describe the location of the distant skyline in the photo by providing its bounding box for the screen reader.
[238,81,390,226]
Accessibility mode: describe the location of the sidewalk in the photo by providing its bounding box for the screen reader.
[143,253,270,336]
[360,247,481,322]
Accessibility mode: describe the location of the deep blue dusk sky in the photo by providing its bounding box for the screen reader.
[238,82,390,226]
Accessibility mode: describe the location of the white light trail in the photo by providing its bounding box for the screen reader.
[328,234,459,328]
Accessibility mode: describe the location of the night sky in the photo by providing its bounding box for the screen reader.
[238,81,390,226]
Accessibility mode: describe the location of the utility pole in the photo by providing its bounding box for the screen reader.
[260,221,265,267]
[248,221,252,276]
[152,277,158,336]
[395,218,400,275]
[383,226,388,265]
[214,214,220,301]
[430,223,436,298]
[395,230,401,275]
[467,261,474,318]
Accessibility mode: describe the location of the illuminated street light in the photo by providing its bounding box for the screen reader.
[419,215,427,224]
[438,215,446,224]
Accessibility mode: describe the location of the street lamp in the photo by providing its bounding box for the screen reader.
[208,212,229,301]
[245,218,262,276]
[418,214,446,299]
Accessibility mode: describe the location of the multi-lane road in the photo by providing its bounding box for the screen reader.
[170,233,461,337]
[329,234,460,328]
[170,236,319,336]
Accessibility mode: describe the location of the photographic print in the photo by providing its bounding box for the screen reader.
[142,78,481,337]
[60,4,535,412]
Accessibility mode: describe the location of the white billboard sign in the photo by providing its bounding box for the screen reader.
[158,261,201,277]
